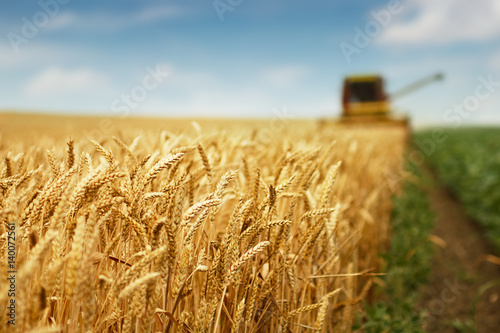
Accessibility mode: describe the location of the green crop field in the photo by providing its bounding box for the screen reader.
[415,128,500,251]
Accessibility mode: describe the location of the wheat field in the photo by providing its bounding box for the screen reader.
[0,113,408,332]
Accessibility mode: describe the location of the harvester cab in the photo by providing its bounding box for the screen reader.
[340,72,443,122]
[342,75,389,116]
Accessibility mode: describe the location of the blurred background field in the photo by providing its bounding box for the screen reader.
[1,1,499,125]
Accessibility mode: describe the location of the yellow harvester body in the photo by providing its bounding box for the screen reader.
[339,73,443,124]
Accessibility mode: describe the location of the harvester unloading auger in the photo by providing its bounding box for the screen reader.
[339,72,444,124]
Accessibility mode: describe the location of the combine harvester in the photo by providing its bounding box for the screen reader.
[339,72,443,126]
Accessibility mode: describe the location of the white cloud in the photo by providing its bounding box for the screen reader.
[377,0,500,44]
[0,42,71,69]
[132,65,332,118]
[25,67,108,96]
[44,5,186,32]
[134,5,184,23]
[260,65,310,88]
[45,12,79,31]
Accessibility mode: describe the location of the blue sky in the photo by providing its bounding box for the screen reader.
[1,0,499,125]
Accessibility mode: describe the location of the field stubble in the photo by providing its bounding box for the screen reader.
[0,114,408,332]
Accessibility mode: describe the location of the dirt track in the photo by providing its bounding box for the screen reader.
[418,174,500,332]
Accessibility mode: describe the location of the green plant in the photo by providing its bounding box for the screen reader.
[354,157,435,332]
[415,128,500,251]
